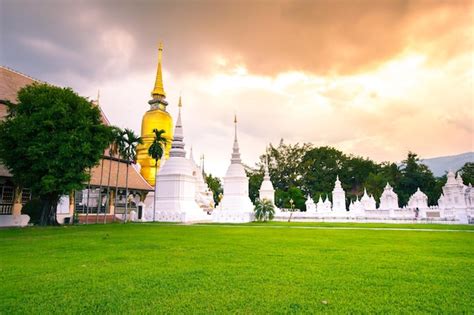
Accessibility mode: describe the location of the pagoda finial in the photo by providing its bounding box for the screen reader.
[97,89,100,105]
[151,42,166,98]
[231,114,241,164]
[178,94,182,108]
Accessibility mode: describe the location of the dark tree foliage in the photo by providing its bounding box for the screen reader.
[246,165,264,203]
[205,174,223,205]
[275,187,306,210]
[0,83,113,225]
[301,146,346,195]
[458,162,474,185]
[398,152,438,205]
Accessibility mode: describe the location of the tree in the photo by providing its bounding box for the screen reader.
[301,146,347,195]
[119,128,143,222]
[264,140,312,191]
[458,162,474,185]
[398,152,437,205]
[205,174,223,205]
[254,198,275,222]
[246,166,264,203]
[0,83,112,225]
[148,128,167,222]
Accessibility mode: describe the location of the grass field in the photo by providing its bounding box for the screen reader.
[1,223,473,313]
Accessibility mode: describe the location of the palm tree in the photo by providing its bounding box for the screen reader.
[148,128,167,222]
[119,128,143,222]
[254,198,275,222]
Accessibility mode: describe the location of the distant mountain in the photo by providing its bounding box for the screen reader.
[419,152,474,177]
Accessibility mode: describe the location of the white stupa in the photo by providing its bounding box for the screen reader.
[259,157,275,205]
[332,175,347,213]
[316,196,325,212]
[154,98,208,222]
[323,195,332,212]
[189,148,214,210]
[379,183,399,210]
[213,115,254,223]
[361,188,376,210]
[305,195,316,213]
[407,188,428,209]
[438,171,467,209]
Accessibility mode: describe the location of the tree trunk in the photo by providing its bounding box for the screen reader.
[85,168,92,224]
[153,159,158,222]
[39,194,60,226]
[113,155,120,223]
[124,162,130,222]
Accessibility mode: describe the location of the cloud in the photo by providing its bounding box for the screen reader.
[1,0,473,176]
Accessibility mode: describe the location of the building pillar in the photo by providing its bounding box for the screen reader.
[12,185,22,216]
[109,190,115,215]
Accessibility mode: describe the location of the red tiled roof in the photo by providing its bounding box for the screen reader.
[90,158,153,191]
[0,66,151,191]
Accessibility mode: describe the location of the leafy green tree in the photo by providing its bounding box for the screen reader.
[246,165,264,203]
[119,128,143,221]
[301,146,347,195]
[398,152,437,205]
[264,140,312,191]
[205,174,223,205]
[0,83,112,225]
[275,186,306,210]
[148,128,167,222]
[458,162,474,185]
[254,198,275,222]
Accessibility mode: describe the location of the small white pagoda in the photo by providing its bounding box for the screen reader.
[407,188,428,209]
[259,158,275,205]
[154,99,208,222]
[305,196,316,213]
[379,183,399,210]
[332,175,347,213]
[189,148,214,210]
[213,115,254,223]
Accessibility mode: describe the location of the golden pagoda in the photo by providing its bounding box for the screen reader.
[136,43,174,186]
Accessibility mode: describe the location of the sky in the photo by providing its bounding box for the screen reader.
[1,0,473,176]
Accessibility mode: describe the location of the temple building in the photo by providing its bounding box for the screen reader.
[153,99,208,222]
[212,116,254,223]
[136,43,174,186]
[0,66,153,226]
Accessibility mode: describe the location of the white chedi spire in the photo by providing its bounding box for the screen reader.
[213,114,254,223]
[169,97,185,158]
[154,96,208,222]
[259,155,275,204]
[231,114,241,164]
[332,175,346,212]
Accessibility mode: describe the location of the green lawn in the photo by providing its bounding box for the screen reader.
[1,223,473,313]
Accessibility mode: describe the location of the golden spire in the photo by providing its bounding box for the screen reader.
[151,42,166,98]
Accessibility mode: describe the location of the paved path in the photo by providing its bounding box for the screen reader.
[143,223,474,233]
